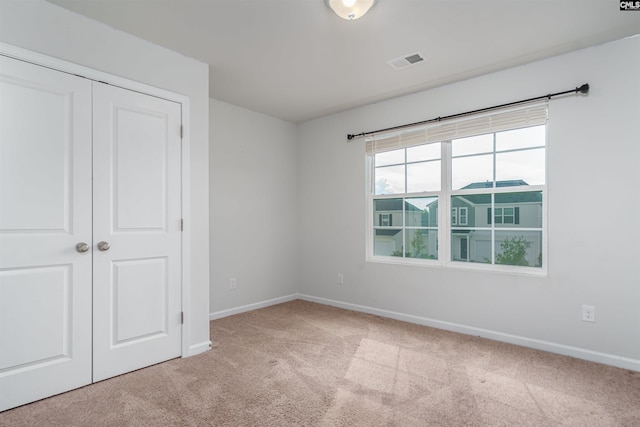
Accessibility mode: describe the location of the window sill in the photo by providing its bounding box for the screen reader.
[446,260,547,277]
[367,255,548,277]
[368,255,440,268]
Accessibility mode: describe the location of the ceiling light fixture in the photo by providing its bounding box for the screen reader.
[325,0,378,20]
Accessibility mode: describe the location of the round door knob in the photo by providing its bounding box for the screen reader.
[97,241,110,252]
[76,242,90,253]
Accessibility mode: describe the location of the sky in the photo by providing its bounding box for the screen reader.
[374,125,545,196]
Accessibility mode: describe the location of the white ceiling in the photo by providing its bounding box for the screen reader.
[47,0,639,123]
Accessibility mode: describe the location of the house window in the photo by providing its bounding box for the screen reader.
[367,103,547,271]
[490,207,519,225]
[452,207,468,226]
[379,213,392,226]
[459,207,468,225]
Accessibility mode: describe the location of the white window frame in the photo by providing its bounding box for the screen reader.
[458,207,468,226]
[366,103,547,275]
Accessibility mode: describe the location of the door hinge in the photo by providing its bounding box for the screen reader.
[181,312,184,324]
[181,219,184,231]
[180,125,183,139]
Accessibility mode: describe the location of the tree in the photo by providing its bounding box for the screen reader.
[410,229,427,258]
[495,236,531,266]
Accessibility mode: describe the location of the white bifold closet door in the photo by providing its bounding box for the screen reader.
[0,54,93,412]
[92,82,182,382]
[0,55,182,411]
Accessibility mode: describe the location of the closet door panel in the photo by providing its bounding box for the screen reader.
[0,55,92,412]
[92,82,182,382]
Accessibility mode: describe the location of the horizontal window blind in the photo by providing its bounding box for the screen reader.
[365,102,548,155]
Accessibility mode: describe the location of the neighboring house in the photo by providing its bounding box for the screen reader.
[450,180,542,266]
[374,198,432,257]
[375,180,542,266]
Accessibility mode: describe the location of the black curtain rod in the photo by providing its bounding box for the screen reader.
[346,83,589,140]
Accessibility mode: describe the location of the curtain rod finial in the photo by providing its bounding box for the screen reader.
[577,83,589,94]
[347,132,365,141]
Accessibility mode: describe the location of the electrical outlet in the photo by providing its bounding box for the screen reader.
[582,305,595,322]
[337,273,344,285]
[229,277,237,290]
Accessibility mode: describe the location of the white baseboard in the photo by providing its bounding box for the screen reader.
[187,340,212,357]
[297,293,640,372]
[209,294,298,320]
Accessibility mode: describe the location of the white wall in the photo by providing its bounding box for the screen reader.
[298,36,640,368]
[0,0,211,354]
[209,100,298,316]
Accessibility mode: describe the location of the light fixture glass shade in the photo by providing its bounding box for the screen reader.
[325,0,378,20]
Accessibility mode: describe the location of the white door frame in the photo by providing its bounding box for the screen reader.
[0,42,192,358]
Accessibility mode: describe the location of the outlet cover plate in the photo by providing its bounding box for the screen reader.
[582,305,595,322]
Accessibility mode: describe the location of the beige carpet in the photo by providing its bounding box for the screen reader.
[1,300,639,426]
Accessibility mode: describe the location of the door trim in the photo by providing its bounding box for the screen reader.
[0,42,194,358]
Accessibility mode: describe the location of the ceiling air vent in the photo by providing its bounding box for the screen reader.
[386,52,425,70]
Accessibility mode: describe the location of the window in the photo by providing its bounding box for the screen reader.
[459,207,468,225]
[490,207,519,225]
[367,104,546,271]
[380,213,392,226]
[452,207,467,226]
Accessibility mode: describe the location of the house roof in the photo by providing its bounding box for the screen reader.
[462,180,529,189]
[457,180,541,205]
[377,181,541,212]
[413,180,542,208]
[375,199,424,212]
[460,192,542,205]
[375,229,402,237]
